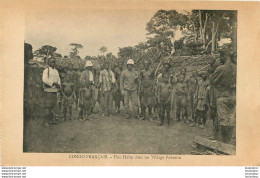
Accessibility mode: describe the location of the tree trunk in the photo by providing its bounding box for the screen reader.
[211,21,216,54]
[199,10,203,42]
[202,13,208,49]
[45,50,50,65]
[170,36,175,54]
[194,31,198,43]
[215,31,218,51]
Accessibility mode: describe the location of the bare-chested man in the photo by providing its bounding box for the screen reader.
[62,74,75,121]
[139,60,155,121]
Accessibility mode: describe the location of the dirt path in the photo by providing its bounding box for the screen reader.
[24,106,215,154]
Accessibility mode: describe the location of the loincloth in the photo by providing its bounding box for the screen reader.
[63,94,74,108]
[79,88,93,109]
[217,96,236,127]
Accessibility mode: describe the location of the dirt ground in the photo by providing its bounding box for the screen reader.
[23,103,221,154]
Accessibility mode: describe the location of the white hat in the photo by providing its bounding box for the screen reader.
[127,59,134,65]
[85,60,93,67]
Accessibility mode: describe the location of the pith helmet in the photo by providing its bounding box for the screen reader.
[85,60,93,67]
[127,59,134,65]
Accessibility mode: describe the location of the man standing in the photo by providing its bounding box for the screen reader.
[120,59,139,119]
[187,71,198,123]
[42,58,61,127]
[209,50,236,143]
[78,60,95,121]
[99,62,116,117]
[139,60,155,121]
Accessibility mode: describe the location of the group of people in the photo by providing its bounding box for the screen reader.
[42,50,236,143]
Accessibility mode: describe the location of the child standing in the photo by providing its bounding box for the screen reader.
[157,67,172,127]
[175,74,188,123]
[62,75,75,121]
[193,71,209,128]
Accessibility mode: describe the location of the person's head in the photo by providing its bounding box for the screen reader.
[48,58,56,68]
[64,66,68,73]
[163,62,171,72]
[68,63,73,70]
[103,62,110,70]
[181,68,186,75]
[144,60,150,70]
[207,67,214,74]
[85,60,93,70]
[219,50,232,65]
[192,71,198,77]
[80,65,84,71]
[65,74,70,82]
[126,59,134,71]
[176,74,183,83]
[199,71,208,81]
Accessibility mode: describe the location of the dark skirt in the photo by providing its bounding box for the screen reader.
[44,92,57,108]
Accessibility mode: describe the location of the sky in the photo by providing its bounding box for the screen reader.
[25,9,158,58]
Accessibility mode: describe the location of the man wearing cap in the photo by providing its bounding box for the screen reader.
[42,58,61,127]
[139,60,155,121]
[120,59,139,119]
[99,62,116,117]
[78,60,95,121]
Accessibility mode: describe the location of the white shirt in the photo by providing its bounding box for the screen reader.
[42,67,61,92]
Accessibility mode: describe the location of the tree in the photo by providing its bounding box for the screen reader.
[99,46,108,55]
[191,10,237,53]
[24,43,33,64]
[118,46,136,59]
[146,10,188,54]
[69,43,83,58]
[34,45,57,65]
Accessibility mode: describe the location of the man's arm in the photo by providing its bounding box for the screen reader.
[111,71,116,84]
[120,71,125,92]
[209,67,223,85]
[79,71,86,87]
[157,83,161,103]
[57,70,61,86]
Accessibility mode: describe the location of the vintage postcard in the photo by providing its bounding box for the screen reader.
[1,0,260,166]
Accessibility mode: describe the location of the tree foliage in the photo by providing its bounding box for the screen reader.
[69,43,83,58]
[34,45,57,65]
[99,46,108,54]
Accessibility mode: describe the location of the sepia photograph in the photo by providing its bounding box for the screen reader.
[23,9,237,155]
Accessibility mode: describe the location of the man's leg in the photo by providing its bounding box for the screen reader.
[176,98,181,122]
[69,105,72,120]
[140,93,145,120]
[78,106,83,120]
[158,103,165,126]
[221,126,234,143]
[139,95,144,117]
[103,91,108,116]
[130,90,139,119]
[165,104,171,127]
[63,105,67,121]
[202,110,207,125]
[75,88,79,109]
[108,90,113,116]
[211,107,219,139]
[124,90,130,119]
[182,97,188,123]
[148,104,153,121]
[90,86,96,113]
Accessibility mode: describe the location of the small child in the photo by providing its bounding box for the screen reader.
[157,68,172,127]
[74,68,82,109]
[193,71,209,129]
[62,75,75,121]
[175,74,188,123]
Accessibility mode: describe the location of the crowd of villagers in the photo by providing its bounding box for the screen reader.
[41,50,236,144]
